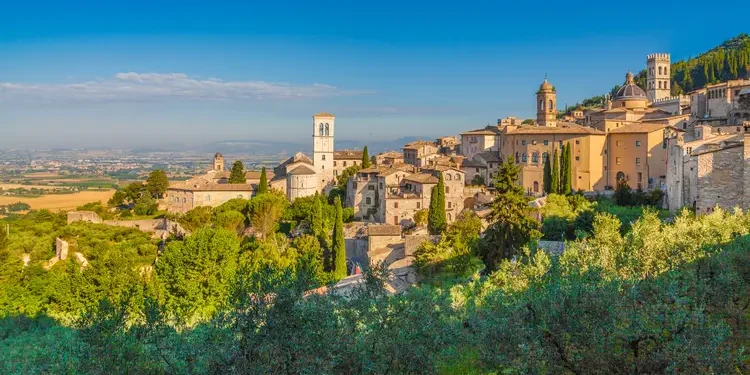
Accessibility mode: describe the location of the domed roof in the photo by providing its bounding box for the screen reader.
[615,71,647,100]
[539,79,553,91]
[214,152,223,158]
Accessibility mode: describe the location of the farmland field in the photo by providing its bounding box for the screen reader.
[0,190,114,211]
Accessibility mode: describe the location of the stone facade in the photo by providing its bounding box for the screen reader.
[647,53,671,102]
[67,211,103,224]
[403,141,440,167]
[55,238,69,260]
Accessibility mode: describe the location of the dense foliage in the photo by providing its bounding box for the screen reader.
[428,173,447,234]
[228,160,246,183]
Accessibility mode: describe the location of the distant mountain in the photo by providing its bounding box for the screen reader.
[561,33,750,114]
[190,136,427,156]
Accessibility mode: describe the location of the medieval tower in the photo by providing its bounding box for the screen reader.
[647,53,671,102]
[537,79,557,127]
[312,112,335,190]
[213,152,224,171]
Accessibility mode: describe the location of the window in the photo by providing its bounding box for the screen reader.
[334,170,338,176]
[616,157,621,165]
[531,152,539,163]
[379,183,383,189]
[636,157,641,165]
[515,152,519,162]
[532,140,537,145]
[368,185,375,191]
[533,181,539,193]
[544,140,549,146]
[343,161,347,167]
[206,195,211,202]
[325,123,330,135]
[183,198,186,203]
[521,140,526,146]
[394,202,399,209]
[521,153,527,162]
[333,161,337,166]
[575,140,580,145]
[417,202,421,209]
[616,141,622,146]
[575,156,580,161]
[448,202,452,209]
[658,66,662,75]
[542,152,548,161]
[549,99,554,111]
[319,123,324,135]
[636,140,641,147]
[366,197,372,205]
[559,141,563,148]
[446,174,452,181]
[475,167,480,172]
[322,154,326,161]
[445,186,450,194]
[455,174,461,181]
[488,163,493,169]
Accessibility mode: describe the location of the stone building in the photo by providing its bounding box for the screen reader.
[536,78,557,126]
[665,127,748,213]
[459,125,503,160]
[402,140,440,167]
[375,151,404,165]
[167,112,369,212]
[346,163,465,226]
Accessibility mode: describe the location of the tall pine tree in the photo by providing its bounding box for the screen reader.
[332,196,347,280]
[427,173,447,234]
[361,146,372,168]
[543,152,552,194]
[228,160,246,183]
[550,148,560,194]
[478,155,541,272]
[257,167,268,195]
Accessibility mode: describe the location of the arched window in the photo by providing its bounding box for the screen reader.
[322,154,326,161]
[515,152,519,162]
[542,152,548,161]
[521,153,527,162]
[658,81,662,89]
[325,123,330,135]
[549,100,554,111]
[319,123,324,135]
[446,174,452,181]
[447,213,452,222]
[540,99,545,111]
[658,66,662,75]
[616,171,625,181]
[531,152,539,163]
[455,174,461,181]
[533,181,539,193]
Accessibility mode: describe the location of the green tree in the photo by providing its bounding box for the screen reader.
[543,152,552,193]
[361,146,371,168]
[470,174,485,186]
[0,223,8,251]
[133,194,157,216]
[561,143,572,195]
[247,190,287,239]
[108,190,126,207]
[179,206,213,231]
[413,209,428,227]
[428,173,447,235]
[145,170,169,198]
[550,148,560,194]
[123,182,145,204]
[257,167,269,195]
[292,234,326,287]
[311,194,324,238]
[613,180,633,206]
[156,227,240,321]
[478,156,541,272]
[331,196,347,280]
[214,211,246,233]
[228,160,246,183]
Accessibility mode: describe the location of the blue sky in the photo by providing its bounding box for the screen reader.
[0,0,745,148]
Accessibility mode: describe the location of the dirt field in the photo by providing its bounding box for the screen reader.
[0,190,115,211]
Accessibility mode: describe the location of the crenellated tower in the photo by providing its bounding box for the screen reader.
[647,53,671,102]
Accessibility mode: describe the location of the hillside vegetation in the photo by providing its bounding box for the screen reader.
[562,33,750,113]
[0,160,748,374]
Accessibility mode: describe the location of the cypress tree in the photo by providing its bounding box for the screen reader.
[543,153,552,194]
[311,193,323,238]
[550,148,560,194]
[257,166,269,195]
[228,160,246,183]
[332,196,347,280]
[362,146,372,168]
[427,173,447,234]
[561,143,572,195]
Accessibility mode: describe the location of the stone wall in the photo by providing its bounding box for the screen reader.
[55,238,69,260]
[67,211,103,224]
[404,234,440,257]
[368,234,402,252]
[695,144,744,213]
[345,238,369,268]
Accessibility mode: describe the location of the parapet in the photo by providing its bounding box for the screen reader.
[647,53,670,62]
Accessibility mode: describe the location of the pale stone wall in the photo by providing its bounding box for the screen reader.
[67,211,103,224]
[461,134,496,159]
[55,238,69,260]
[287,174,317,201]
[369,234,403,252]
[695,145,744,213]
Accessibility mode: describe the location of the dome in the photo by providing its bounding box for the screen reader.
[214,152,223,158]
[615,71,647,99]
[539,79,553,91]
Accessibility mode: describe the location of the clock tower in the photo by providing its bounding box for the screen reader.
[312,112,335,191]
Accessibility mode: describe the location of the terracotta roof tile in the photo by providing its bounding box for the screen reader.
[507,122,605,135]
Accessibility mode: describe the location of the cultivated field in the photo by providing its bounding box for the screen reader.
[0,184,63,190]
[0,190,115,211]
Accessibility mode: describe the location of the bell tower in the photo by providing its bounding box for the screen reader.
[647,53,671,102]
[536,78,557,127]
[213,152,224,171]
[312,112,335,190]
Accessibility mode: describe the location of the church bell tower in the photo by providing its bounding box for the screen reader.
[537,78,557,127]
[312,112,335,190]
